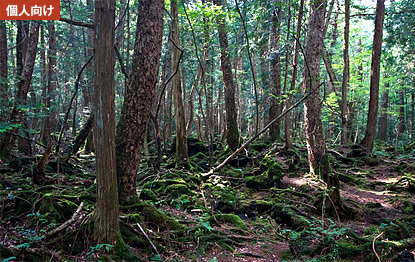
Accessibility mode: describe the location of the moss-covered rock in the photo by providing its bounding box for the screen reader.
[362,155,379,166]
[164,184,193,197]
[208,185,239,213]
[139,189,157,202]
[244,175,268,190]
[141,204,185,231]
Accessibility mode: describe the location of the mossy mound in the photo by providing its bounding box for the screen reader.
[139,188,157,202]
[245,154,284,190]
[244,175,268,190]
[164,184,193,197]
[204,184,240,213]
[362,155,379,166]
[140,204,185,231]
[208,213,248,231]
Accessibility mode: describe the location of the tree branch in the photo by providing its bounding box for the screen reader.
[202,82,324,176]
[59,18,94,29]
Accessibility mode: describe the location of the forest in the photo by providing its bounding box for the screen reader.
[0,0,415,261]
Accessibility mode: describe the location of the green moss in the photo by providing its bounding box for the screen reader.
[210,186,239,212]
[247,200,274,213]
[139,189,157,202]
[164,184,193,197]
[208,213,248,231]
[244,175,267,190]
[119,222,147,247]
[124,213,142,223]
[141,205,184,231]
[190,152,207,162]
[362,155,379,167]
[143,178,187,193]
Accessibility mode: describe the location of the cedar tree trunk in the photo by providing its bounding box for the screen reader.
[213,0,240,151]
[171,0,188,163]
[93,0,122,246]
[361,0,385,151]
[115,0,164,206]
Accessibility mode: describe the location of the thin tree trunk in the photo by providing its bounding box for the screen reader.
[362,0,385,151]
[115,0,164,206]
[398,89,405,138]
[1,22,40,160]
[411,91,414,142]
[269,0,282,142]
[0,21,7,107]
[235,0,259,135]
[341,0,350,145]
[377,86,389,141]
[171,0,188,163]
[283,0,304,149]
[43,22,58,145]
[85,0,95,153]
[213,0,240,151]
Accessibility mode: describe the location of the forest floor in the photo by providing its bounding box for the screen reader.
[1,140,415,262]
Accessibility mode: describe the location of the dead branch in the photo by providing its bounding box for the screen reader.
[59,18,93,29]
[2,131,47,149]
[373,231,384,262]
[46,202,84,238]
[202,83,323,177]
[136,222,161,259]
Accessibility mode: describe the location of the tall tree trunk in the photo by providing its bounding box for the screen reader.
[42,22,58,145]
[213,0,239,151]
[411,91,414,142]
[235,0,259,135]
[283,0,304,149]
[85,0,95,153]
[1,22,40,160]
[361,0,385,151]
[171,0,188,163]
[341,0,350,145]
[186,69,199,136]
[269,0,282,142]
[115,0,164,206]
[303,0,341,209]
[398,89,405,138]
[303,0,327,178]
[0,21,7,107]
[93,0,123,246]
[377,85,389,141]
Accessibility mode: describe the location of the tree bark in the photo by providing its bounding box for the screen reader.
[84,0,95,153]
[361,0,385,151]
[42,22,58,145]
[398,89,405,138]
[213,0,240,151]
[341,0,350,145]
[283,0,304,149]
[1,22,39,160]
[269,0,283,142]
[115,0,164,206]
[411,91,414,142]
[93,0,122,246]
[303,0,342,209]
[0,21,7,105]
[303,0,327,177]
[171,0,188,163]
[377,85,389,141]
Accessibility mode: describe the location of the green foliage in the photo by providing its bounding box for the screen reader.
[0,123,20,134]
[86,244,114,260]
